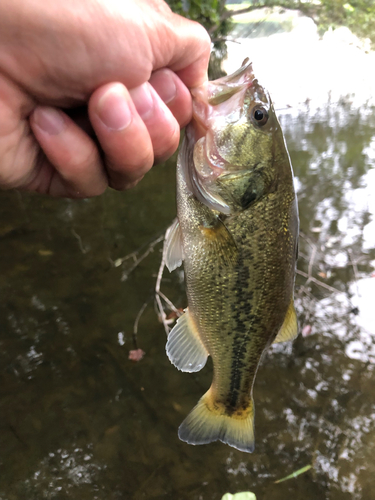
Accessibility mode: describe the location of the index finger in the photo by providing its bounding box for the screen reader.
[167,16,211,88]
[143,4,211,89]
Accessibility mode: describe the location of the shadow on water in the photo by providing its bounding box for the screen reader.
[0,99,375,500]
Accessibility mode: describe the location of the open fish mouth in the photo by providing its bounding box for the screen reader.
[190,58,255,142]
[182,58,274,215]
[207,57,255,106]
[182,59,257,215]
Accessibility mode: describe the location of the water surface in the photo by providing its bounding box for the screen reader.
[1,72,375,500]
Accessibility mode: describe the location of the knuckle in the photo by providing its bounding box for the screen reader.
[105,149,154,191]
[69,142,99,173]
[130,148,154,172]
[153,124,180,158]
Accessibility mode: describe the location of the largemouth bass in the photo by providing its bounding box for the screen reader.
[164,59,299,453]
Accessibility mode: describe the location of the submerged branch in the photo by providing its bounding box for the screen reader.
[121,235,164,281]
[72,229,88,254]
[133,300,150,349]
[296,269,342,295]
[107,234,164,280]
[155,244,172,336]
[154,224,182,336]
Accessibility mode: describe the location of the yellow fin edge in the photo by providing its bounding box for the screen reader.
[273,299,298,343]
[178,390,255,453]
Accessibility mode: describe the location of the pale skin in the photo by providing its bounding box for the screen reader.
[0,0,211,197]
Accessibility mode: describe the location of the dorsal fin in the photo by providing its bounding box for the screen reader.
[273,299,298,343]
[166,308,209,372]
[163,218,183,272]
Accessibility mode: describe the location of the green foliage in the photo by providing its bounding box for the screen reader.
[167,0,222,29]
[167,0,375,50]
[166,0,232,78]
[318,0,375,46]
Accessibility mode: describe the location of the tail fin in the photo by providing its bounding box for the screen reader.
[178,390,255,453]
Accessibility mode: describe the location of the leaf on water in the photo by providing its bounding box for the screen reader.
[38,249,53,256]
[302,325,312,337]
[128,349,145,362]
[274,464,312,484]
[221,493,256,500]
[172,402,182,412]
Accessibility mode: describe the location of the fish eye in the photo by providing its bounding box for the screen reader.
[251,106,268,126]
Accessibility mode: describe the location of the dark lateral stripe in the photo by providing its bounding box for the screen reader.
[226,336,249,411]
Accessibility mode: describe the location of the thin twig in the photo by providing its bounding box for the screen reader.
[71,229,88,254]
[154,223,183,335]
[308,245,317,279]
[133,300,150,349]
[297,283,316,302]
[121,235,164,281]
[296,270,342,295]
[155,237,171,336]
[348,249,361,297]
[158,291,182,316]
[299,231,317,249]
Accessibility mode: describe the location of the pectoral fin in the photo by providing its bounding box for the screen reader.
[273,300,298,343]
[166,308,209,373]
[199,218,238,266]
[163,218,183,272]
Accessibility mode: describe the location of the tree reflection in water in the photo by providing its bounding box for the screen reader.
[0,98,374,499]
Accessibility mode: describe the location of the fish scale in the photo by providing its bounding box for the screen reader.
[164,59,299,453]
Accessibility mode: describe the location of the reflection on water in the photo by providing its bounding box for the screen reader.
[1,59,375,500]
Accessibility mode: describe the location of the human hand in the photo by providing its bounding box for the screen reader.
[0,0,210,197]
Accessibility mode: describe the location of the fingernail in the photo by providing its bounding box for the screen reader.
[151,71,177,104]
[130,83,155,120]
[33,107,65,135]
[97,85,132,131]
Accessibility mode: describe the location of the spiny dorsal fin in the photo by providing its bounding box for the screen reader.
[273,299,298,343]
[166,308,208,373]
[163,218,183,272]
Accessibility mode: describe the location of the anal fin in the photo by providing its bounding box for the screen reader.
[166,308,208,372]
[273,299,298,343]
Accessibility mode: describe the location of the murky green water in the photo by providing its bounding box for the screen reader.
[1,99,375,499]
